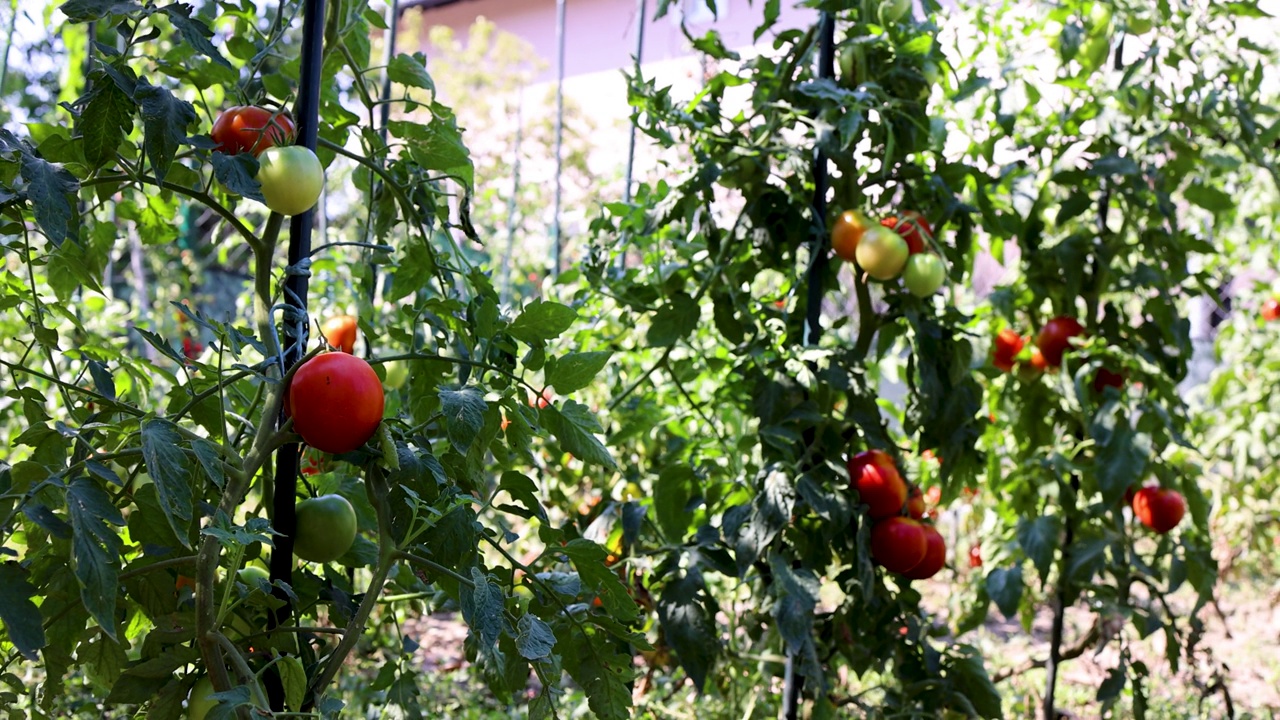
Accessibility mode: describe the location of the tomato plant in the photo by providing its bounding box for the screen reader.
[293,494,359,563]
[256,145,324,216]
[288,353,385,454]
[210,105,296,156]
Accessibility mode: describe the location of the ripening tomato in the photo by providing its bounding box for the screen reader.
[257,145,324,216]
[293,494,358,563]
[870,517,928,574]
[211,106,295,157]
[906,485,925,519]
[880,212,933,254]
[288,353,385,454]
[903,253,946,297]
[1263,298,1280,322]
[322,315,358,354]
[1028,346,1049,372]
[903,523,946,580]
[849,449,908,519]
[188,677,219,720]
[991,329,1025,372]
[1131,487,1185,534]
[1036,316,1086,367]
[831,210,872,262]
[855,226,910,281]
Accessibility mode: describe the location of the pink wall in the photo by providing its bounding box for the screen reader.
[406,0,817,83]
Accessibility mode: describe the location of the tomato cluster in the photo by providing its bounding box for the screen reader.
[990,316,1124,391]
[830,209,947,297]
[210,105,324,217]
[848,450,946,580]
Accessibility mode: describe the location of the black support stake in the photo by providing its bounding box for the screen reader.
[784,13,835,720]
[267,0,325,711]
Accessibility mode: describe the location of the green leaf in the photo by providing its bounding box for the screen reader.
[985,566,1023,618]
[497,471,547,522]
[515,613,556,661]
[391,103,473,188]
[0,563,47,660]
[66,477,125,640]
[561,538,638,622]
[460,567,506,655]
[81,72,136,171]
[507,300,578,344]
[211,153,264,201]
[19,149,79,246]
[1183,181,1234,213]
[555,627,633,720]
[646,291,699,347]
[134,79,197,183]
[58,0,142,21]
[1016,515,1060,582]
[540,401,616,469]
[140,420,194,546]
[656,570,718,691]
[1092,419,1149,506]
[545,351,612,394]
[387,53,435,92]
[653,465,696,543]
[439,386,487,454]
[160,5,232,68]
[945,645,1002,719]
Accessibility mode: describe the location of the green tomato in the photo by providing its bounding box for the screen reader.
[902,253,947,297]
[880,0,911,23]
[237,564,270,591]
[293,494,357,564]
[187,677,218,720]
[855,226,910,281]
[382,360,409,390]
[257,146,324,216]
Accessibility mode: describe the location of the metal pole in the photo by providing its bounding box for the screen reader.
[616,0,646,273]
[783,14,835,720]
[500,88,524,306]
[269,0,325,711]
[622,0,646,205]
[550,0,566,278]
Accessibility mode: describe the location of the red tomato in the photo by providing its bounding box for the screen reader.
[211,106,296,156]
[1264,298,1280,322]
[924,485,941,506]
[831,210,872,262]
[880,211,933,254]
[1131,487,1186,534]
[1036,316,1086,368]
[288,353,385,454]
[906,486,925,519]
[1092,367,1126,393]
[903,523,946,580]
[322,315,358,354]
[968,545,982,568]
[870,517,928,574]
[182,336,203,360]
[848,449,908,519]
[991,328,1025,372]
